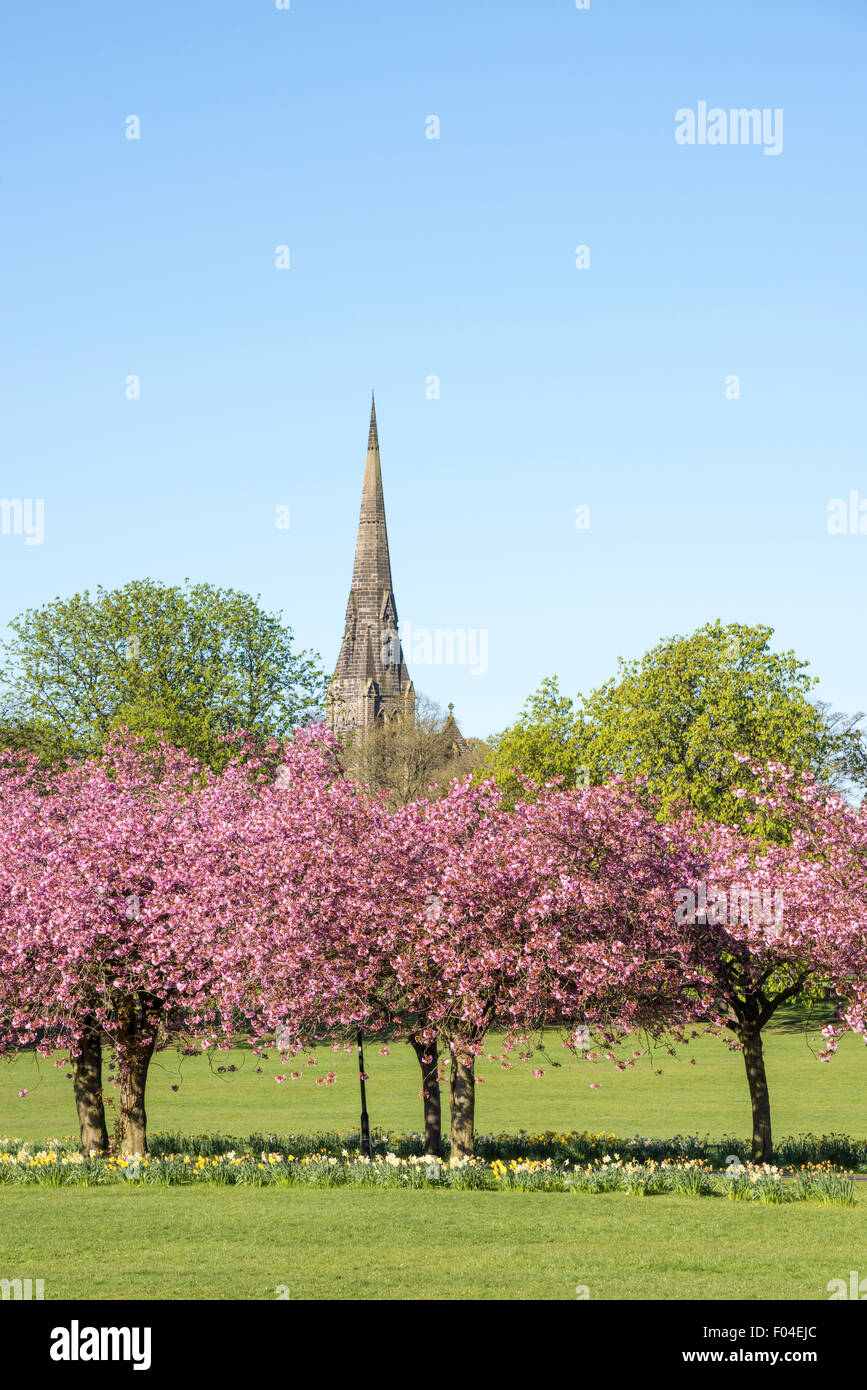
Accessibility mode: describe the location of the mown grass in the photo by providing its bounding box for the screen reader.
[2,1185,865,1300]
[1,1008,863,1301]
[1,1010,863,1148]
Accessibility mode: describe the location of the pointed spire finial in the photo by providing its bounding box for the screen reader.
[368,391,379,452]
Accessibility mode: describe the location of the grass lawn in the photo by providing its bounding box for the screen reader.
[1,1012,865,1301]
[1,1013,863,1146]
[2,1186,867,1300]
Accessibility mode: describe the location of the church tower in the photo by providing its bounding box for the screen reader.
[327,396,415,734]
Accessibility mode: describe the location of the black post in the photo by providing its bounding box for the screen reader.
[357,1030,372,1159]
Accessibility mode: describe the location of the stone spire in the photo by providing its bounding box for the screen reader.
[368,391,379,449]
[327,396,415,733]
[350,394,394,596]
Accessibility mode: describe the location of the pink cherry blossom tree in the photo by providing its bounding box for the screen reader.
[669,759,867,1160]
[235,762,711,1159]
[8,718,858,1169]
[382,776,710,1157]
[0,732,269,1155]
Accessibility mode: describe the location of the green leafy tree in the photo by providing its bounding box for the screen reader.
[486,676,587,803]
[0,579,328,769]
[489,622,867,824]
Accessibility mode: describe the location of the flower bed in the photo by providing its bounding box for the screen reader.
[139,1126,867,1169]
[0,1139,855,1202]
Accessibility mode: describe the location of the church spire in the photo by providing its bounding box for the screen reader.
[351,392,393,594]
[368,391,379,451]
[327,397,415,733]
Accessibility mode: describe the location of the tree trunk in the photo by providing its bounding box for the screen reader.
[409,1035,441,1155]
[115,1002,157,1157]
[448,1044,476,1159]
[118,1043,154,1157]
[740,1026,772,1162]
[71,1019,109,1155]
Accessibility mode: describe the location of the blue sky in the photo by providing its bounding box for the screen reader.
[0,0,864,737]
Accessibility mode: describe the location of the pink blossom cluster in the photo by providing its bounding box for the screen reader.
[1,727,865,1152]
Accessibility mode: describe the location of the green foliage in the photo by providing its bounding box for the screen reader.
[0,578,328,769]
[489,621,867,823]
[486,676,588,803]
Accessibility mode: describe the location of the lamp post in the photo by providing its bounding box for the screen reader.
[422,892,443,1178]
[357,1030,372,1159]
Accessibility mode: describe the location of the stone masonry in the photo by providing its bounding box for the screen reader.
[327,396,415,732]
